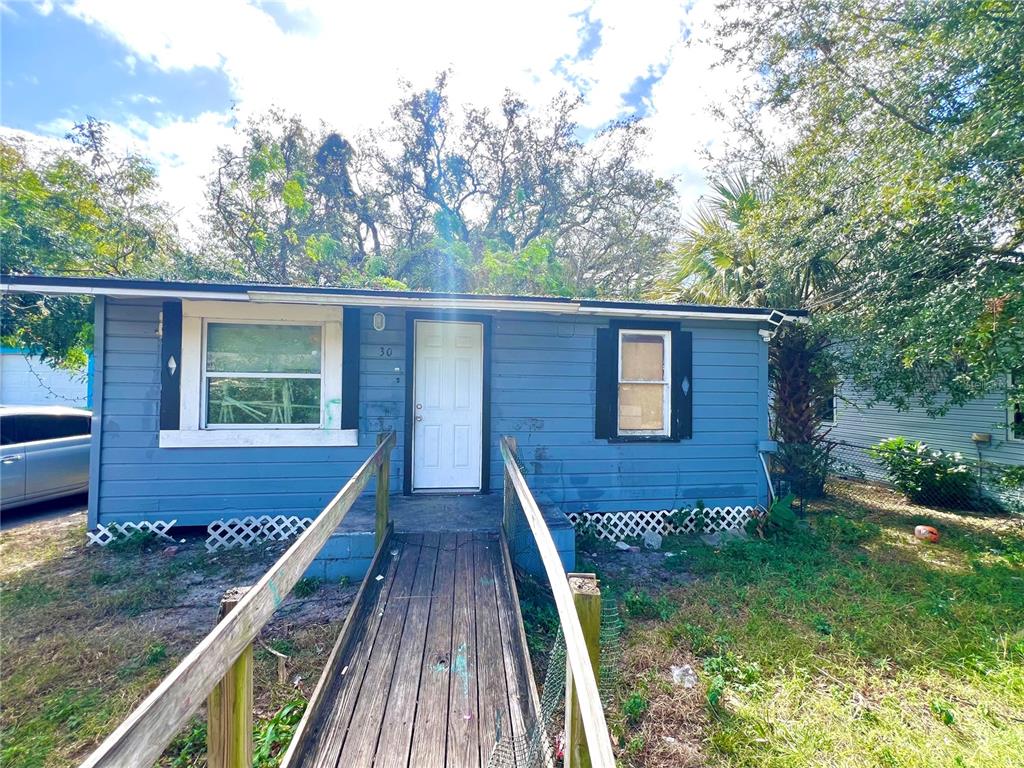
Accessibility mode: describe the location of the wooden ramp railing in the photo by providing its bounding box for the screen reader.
[79,431,396,768]
[500,436,616,768]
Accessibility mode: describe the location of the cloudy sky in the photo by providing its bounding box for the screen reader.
[1,0,750,234]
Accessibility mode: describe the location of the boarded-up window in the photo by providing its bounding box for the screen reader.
[618,331,670,435]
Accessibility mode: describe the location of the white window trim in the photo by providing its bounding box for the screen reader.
[1010,371,1023,443]
[159,301,356,448]
[616,328,671,437]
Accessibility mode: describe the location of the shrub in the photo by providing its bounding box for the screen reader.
[869,437,980,509]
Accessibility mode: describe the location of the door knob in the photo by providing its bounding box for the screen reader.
[416,415,423,422]
[416,403,422,409]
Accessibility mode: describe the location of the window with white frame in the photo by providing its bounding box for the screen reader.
[1011,370,1023,442]
[617,329,671,436]
[203,322,323,427]
[159,301,349,448]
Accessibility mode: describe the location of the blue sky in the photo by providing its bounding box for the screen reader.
[1,0,749,230]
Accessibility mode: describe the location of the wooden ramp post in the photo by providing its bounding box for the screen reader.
[501,436,518,540]
[565,574,601,768]
[376,432,391,546]
[207,587,253,768]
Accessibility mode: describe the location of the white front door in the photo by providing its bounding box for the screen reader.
[412,320,484,491]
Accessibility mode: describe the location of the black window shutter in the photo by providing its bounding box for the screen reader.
[340,307,361,430]
[595,327,616,439]
[159,301,182,431]
[672,329,693,440]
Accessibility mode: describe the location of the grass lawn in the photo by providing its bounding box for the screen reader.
[0,512,355,768]
[581,481,1024,767]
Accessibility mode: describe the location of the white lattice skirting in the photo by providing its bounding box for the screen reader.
[87,520,178,547]
[566,505,760,542]
[206,515,314,553]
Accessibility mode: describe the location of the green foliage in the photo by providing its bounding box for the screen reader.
[745,492,799,539]
[814,513,880,547]
[292,577,320,599]
[709,0,1024,411]
[624,588,675,621]
[165,718,207,767]
[0,120,183,368]
[621,691,650,725]
[703,651,761,707]
[253,698,307,767]
[869,437,981,509]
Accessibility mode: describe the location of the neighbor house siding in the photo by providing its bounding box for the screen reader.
[828,381,1023,472]
[95,299,769,528]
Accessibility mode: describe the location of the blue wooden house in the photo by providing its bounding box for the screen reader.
[1,275,803,573]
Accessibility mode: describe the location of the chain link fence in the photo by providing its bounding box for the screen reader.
[781,439,1024,514]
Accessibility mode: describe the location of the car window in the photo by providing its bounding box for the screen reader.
[0,414,91,444]
[0,416,18,446]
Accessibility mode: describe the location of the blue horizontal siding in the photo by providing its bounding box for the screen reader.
[95,300,769,528]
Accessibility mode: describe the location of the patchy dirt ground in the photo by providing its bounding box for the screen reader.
[0,511,356,767]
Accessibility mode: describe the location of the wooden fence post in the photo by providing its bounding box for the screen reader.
[501,436,518,539]
[375,432,391,546]
[207,586,253,768]
[565,573,601,768]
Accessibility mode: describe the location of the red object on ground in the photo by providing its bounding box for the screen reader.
[914,525,940,542]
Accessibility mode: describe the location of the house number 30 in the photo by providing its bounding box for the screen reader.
[378,346,393,357]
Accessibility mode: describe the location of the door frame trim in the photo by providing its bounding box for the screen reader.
[403,311,492,495]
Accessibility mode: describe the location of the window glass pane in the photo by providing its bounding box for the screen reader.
[618,383,666,432]
[206,323,322,374]
[207,378,321,425]
[0,416,16,446]
[620,334,664,381]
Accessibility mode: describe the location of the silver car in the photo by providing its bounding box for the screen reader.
[1,405,91,510]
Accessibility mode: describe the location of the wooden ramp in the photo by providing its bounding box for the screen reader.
[285,531,541,768]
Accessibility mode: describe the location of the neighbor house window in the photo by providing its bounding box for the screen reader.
[1011,370,1023,441]
[818,385,837,425]
[203,322,323,427]
[617,329,671,436]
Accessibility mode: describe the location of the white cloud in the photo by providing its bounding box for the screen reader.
[40,0,772,230]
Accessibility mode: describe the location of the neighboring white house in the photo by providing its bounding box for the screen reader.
[827,375,1022,466]
[0,347,90,407]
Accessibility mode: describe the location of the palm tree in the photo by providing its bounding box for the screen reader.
[664,172,842,501]
[662,173,768,305]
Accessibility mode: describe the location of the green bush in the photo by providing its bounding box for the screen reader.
[869,437,980,509]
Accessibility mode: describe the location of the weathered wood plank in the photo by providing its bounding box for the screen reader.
[279,525,394,767]
[407,536,458,768]
[500,437,616,768]
[446,534,480,768]
[369,533,441,767]
[80,431,396,768]
[302,536,408,766]
[336,535,425,765]
[473,538,513,766]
